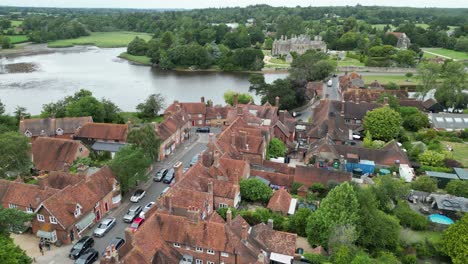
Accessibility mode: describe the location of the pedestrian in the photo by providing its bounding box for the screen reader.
[38,243,43,256]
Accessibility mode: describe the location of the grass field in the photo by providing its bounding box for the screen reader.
[416,23,430,29]
[400,229,442,245]
[7,35,28,44]
[269,57,289,65]
[119,52,152,65]
[48,31,152,48]
[422,48,468,61]
[441,141,468,167]
[11,20,23,27]
[337,57,365,67]
[363,75,420,85]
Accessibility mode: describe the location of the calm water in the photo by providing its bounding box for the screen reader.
[0,47,286,114]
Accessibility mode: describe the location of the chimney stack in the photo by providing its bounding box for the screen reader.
[237,106,243,116]
[240,131,247,149]
[165,194,173,213]
[241,224,248,241]
[341,100,345,117]
[278,110,285,123]
[208,133,214,144]
[233,93,239,107]
[213,151,221,167]
[208,181,213,195]
[226,209,232,226]
[187,206,200,224]
[231,132,236,146]
[275,96,280,107]
[267,219,274,230]
[201,97,205,103]
[174,161,183,183]
[383,97,389,106]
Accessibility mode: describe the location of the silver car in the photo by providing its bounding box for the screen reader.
[123,205,142,223]
[93,217,116,237]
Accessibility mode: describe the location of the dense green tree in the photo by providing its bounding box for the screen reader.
[239,178,273,203]
[101,99,124,124]
[0,36,12,49]
[160,31,174,50]
[40,100,67,118]
[0,206,34,236]
[167,43,212,68]
[146,39,161,64]
[307,182,359,247]
[127,125,161,161]
[435,61,467,111]
[0,99,4,115]
[395,50,417,66]
[223,91,253,106]
[416,62,442,100]
[267,138,286,159]
[418,150,445,167]
[0,132,31,178]
[66,96,105,122]
[109,146,151,194]
[445,180,468,198]
[377,93,400,110]
[230,48,264,71]
[259,79,298,110]
[14,106,30,122]
[442,213,468,264]
[336,32,359,50]
[127,36,148,56]
[393,200,429,230]
[248,26,265,45]
[0,115,17,134]
[411,176,438,192]
[275,15,304,37]
[290,50,335,83]
[288,208,312,237]
[399,107,430,132]
[363,131,373,148]
[0,235,32,264]
[363,107,402,142]
[136,93,165,120]
[264,37,273,50]
[198,28,216,45]
[0,19,11,30]
[383,33,398,46]
[372,175,410,212]
[454,37,468,52]
[384,82,400,90]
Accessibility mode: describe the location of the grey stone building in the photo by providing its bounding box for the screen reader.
[385,32,411,49]
[272,35,327,56]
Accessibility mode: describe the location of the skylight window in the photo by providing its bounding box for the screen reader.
[445,117,454,123]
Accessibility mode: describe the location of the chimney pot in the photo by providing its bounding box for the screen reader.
[267,219,274,229]
[275,96,280,107]
[241,224,248,241]
[174,161,183,183]
[226,209,232,226]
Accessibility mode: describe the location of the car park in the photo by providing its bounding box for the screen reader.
[154,168,168,182]
[130,189,146,203]
[129,217,145,232]
[123,205,142,223]
[74,248,98,264]
[93,217,116,237]
[69,236,94,260]
[196,127,210,133]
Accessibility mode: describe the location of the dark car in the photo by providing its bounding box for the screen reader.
[154,168,168,182]
[69,236,94,260]
[74,248,98,264]
[196,127,210,133]
[163,169,175,184]
[102,237,126,255]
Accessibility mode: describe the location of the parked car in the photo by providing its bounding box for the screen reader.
[327,79,333,87]
[163,172,175,184]
[154,168,168,182]
[74,248,98,264]
[93,217,116,237]
[196,127,210,133]
[130,189,146,203]
[102,237,125,255]
[189,155,199,167]
[139,202,155,218]
[69,236,94,260]
[129,217,145,232]
[123,205,142,223]
[159,187,170,198]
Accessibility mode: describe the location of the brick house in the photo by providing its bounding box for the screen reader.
[19,116,93,141]
[73,123,128,158]
[155,107,191,161]
[32,137,90,173]
[267,189,297,215]
[32,167,120,244]
[165,97,231,127]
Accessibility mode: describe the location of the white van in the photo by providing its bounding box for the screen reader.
[327,79,333,87]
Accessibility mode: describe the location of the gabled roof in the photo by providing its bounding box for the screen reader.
[333,141,410,166]
[32,137,88,171]
[251,223,297,256]
[74,123,128,142]
[19,117,93,137]
[205,106,231,119]
[0,180,59,209]
[267,189,292,215]
[307,100,349,141]
[343,101,381,120]
[156,109,190,141]
[294,165,351,187]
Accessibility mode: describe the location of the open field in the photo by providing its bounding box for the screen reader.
[11,20,23,27]
[441,141,468,167]
[7,35,28,44]
[363,75,420,85]
[48,31,152,48]
[118,52,152,65]
[422,48,468,61]
[337,57,365,67]
[415,23,430,29]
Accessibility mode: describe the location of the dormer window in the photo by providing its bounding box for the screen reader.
[74,204,82,217]
[56,128,64,135]
[24,130,32,137]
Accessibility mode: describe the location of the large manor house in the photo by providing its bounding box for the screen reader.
[272,35,327,56]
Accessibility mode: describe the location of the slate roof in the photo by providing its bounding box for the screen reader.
[267,189,292,215]
[19,117,93,137]
[32,137,88,172]
[429,113,468,130]
[430,194,468,213]
[74,123,128,142]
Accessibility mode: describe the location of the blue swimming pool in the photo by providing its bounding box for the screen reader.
[428,214,454,225]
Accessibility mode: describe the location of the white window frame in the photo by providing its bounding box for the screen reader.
[49,216,57,224]
[173,243,180,248]
[198,114,202,118]
[207,249,215,255]
[8,203,17,209]
[26,207,33,213]
[198,120,203,125]
[196,247,203,252]
[196,260,203,264]
[221,252,229,257]
[37,214,45,222]
[218,203,228,209]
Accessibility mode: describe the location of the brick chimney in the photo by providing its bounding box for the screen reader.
[213,151,221,167]
[231,132,236,146]
[267,219,274,230]
[226,209,232,226]
[201,97,205,103]
[237,106,243,116]
[165,194,173,213]
[239,131,247,149]
[383,97,389,106]
[187,206,200,224]
[275,96,280,107]
[233,93,239,107]
[208,181,213,195]
[174,161,183,183]
[241,224,248,241]
[278,110,285,123]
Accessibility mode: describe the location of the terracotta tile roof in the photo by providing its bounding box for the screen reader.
[74,123,128,142]
[294,165,352,187]
[343,101,381,120]
[164,187,213,214]
[274,121,290,136]
[400,99,424,111]
[177,170,239,200]
[342,89,408,103]
[19,117,92,137]
[251,223,297,256]
[333,141,410,167]
[0,179,12,202]
[205,106,231,119]
[422,98,438,109]
[38,172,83,190]
[0,180,59,209]
[307,100,349,141]
[250,170,294,187]
[165,102,206,115]
[156,109,189,141]
[32,137,88,171]
[267,189,292,215]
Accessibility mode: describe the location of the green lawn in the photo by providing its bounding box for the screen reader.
[422,48,468,61]
[7,35,28,44]
[48,31,152,48]
[400,228,442,245]
[441,141,468,167]
[269,57,289,65]
[363,75,420,85]
[337,57,365,67]
[119,52,152,65]
[11,20,23,27]
[416,23,430,29]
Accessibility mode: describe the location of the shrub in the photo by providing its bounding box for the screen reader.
[239,178,273,203]
[303,253,329,264]
[291,182,303,195]
[445,180,468,198]
[393,200,429,230]
[411,176,437,193]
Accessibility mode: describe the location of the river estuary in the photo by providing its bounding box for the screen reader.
[0,46,286,114]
